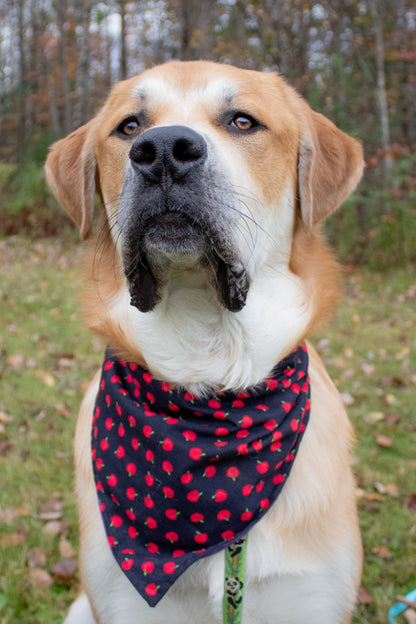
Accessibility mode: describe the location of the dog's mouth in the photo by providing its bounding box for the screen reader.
[123,212,250,314]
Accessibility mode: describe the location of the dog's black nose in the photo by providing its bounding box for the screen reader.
[129,125,207,182]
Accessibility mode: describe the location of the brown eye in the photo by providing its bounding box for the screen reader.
[232,114,254,132]
[118,117,140,137]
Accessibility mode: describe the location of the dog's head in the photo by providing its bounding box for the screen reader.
[46,61,363,315]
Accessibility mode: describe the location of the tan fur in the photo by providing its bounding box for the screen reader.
[45,61,364,624]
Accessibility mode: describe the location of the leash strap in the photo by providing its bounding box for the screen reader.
[223,535,248,624]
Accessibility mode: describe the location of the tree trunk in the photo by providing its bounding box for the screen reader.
[119,0,128,79]
[74,0,92,126]
[16,0,26,165]
[56,0,73,133]
[179,0,193,60]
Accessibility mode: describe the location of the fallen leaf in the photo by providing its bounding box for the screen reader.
[385,412,400,426]
[357,586,372,605]
[59,538,77,559]
[0,507,29,523]
[38,498,64,521]
[356,489,384,502]
[376,433,393,448]
[0,411,13,424]
[374,482,400,497]
[361,362,375,375]
[341,392,355,406]
[29,568,53,588]
[404,494,416,512]
[42,520,64,536]
[0,533,26,546]
[0,441,13,456]
[372,545,392,559]
[28,547,47,569]
[365,411,385,424]
[51,559,78,580]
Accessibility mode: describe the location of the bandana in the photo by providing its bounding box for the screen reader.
[92,345,310,607]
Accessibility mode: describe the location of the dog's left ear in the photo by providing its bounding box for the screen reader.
[45,121,97,241]
[297,103,364,229]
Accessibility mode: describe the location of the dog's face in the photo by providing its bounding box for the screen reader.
[45,61,363,390]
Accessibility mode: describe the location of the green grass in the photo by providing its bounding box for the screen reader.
[1,236,415,623]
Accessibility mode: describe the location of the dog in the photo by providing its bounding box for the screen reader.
[45,60,364,624]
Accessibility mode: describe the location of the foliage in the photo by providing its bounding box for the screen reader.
[0,237,415,623]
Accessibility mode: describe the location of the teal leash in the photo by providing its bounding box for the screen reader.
[223,535,248,624]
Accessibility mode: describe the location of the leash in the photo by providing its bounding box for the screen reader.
[223,535,248,624]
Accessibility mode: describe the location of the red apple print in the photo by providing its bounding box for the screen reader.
[260,498,270,510]
[189,448,204,461]
[128,527,137,539]
[221,530,235,540]
[163,486,175,498]
[161,382,173,393]
[209,399,221,409]
[100,503,105,513]
[110,515,123,528]
[240,415,253,428]
[264,419,277,431]
[265,379,278,391]
[126,487,137,500]
[108,535,116,547]
[162,461,173,475]
[110,493,119,505]
[292,383,300,394]
[91,448,96,460]
[256,404,269,411]
[272,430,282,441]
[104,361,113,371]
[226,466,239,480]
[173,549,185,557]
[238,391,250,399]
[145,473,154,487]
[165,416,179,424]
[100,438,109,451]
[275,460,283,470]
[119,388,128,397]
[144,409,156,417]
[115,445,125,458]
[241,509,253,521]
[105,394,111,407]
[217,509,231,521]
[213,410,227,420]
[144,495,154,509]
[143,372,152,383]
[142,561,154,575]
[145,583,158,596]
[215,427,228,436]
[236,429,249,439]
[165,508,179,520]
[145,450,154,462]
[204,466,216,478]
[232,399,245,408]
[237,443,249,455]
[147,542,158,553]
[213,489,227,503]
[96,481,104,492]
[256,481,265,492]
[105,417,113,430]
[242,484,253,496]
[184,391,196,402]
[146,392,155,404]
[285,367,295,376]
[128,415,136,427]
[165,531,178,543]
[118,424,125,437]
[285,452,295,462]
[115,403,122,416]
[168,402,180,412]
[163,562,177,575]
[282,378,291,389]
[131,438,140,450]
[282,402,292,414]
[180,472,193,484]
[214,440,228,447]
[143,425,153,438]
[126,462,136,476]
[183,430,197,442]
[187,490,201,502]
[146,517,157,529]
[305,398,311,410]
[252,440,263,452]
[126,509,136,521]
[257,461,269,474]
[162,438,174,451]
[194,532,208,544]
[96,458,104,470]
[290,419,298,431]
[100,380,105,392]
[273,474,286,485]
[107,474,117,487]
[190,512,204,523]
[270,441,281,452]
[300,422,306,433]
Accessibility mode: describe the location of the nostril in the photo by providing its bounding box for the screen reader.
[173,138,205,163]
[130,141,156,166]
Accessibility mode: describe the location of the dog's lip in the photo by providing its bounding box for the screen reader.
[143,213,207,261]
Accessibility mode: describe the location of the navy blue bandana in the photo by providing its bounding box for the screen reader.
[92,345,310,607]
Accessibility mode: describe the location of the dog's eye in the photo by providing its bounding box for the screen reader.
[231,114,256,132]
[117,117,141,137]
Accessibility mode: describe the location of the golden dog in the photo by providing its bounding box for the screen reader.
[46,61,364,624]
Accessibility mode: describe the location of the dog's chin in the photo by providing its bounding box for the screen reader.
[123,213,250,314]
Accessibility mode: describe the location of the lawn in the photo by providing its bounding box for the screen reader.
[0,235,415,624]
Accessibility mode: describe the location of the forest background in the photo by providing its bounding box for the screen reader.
[1,0,416,268]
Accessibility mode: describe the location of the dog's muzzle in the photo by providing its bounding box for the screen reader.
[118,125,250,314]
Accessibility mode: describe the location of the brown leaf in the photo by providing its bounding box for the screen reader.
[42,520,64,535]
[0,440,13,456]
[357,586,373,605]
[28,547,47,569]
[0,533,26,546]
[404,494,416,512]
[38,497,64,520]
[29,568,53,588]
[356,488,384,502]
[0,507,29,523]
[374,482,400,497]
[51,559,78,580]
[385,412,401,426]
[372,545,392,559]
[375,433,393,448]
[59,538,77,559]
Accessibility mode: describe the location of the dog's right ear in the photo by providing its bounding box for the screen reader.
[45,121,96,241]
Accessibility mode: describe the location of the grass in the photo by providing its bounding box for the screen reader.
[0,235,415,624]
